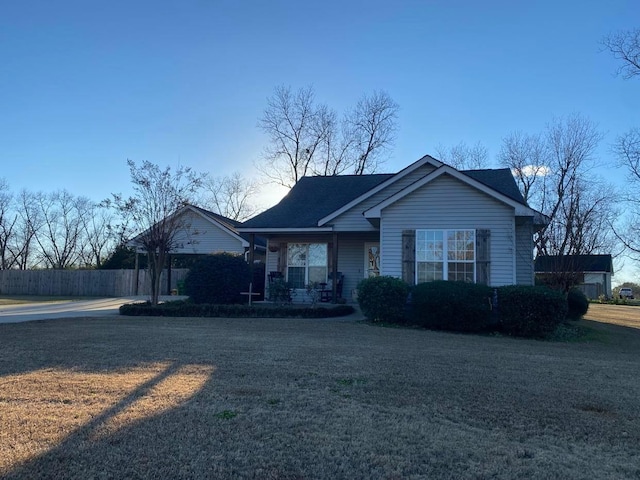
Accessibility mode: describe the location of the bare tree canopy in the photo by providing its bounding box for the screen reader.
[498,132,547,205]
[435,141,490,170]
[602,29,640,79]
[200,172,261,221]
[500,114,615,257]
[257,85,399,187]
[114,159,206,305]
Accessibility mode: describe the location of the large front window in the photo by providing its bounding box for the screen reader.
[416,230,475,283]
[287,243,328,288]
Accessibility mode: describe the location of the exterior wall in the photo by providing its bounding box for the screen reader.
[171,211,245,255]
[515,217,534,285]
[380,174,517,286]
[330,164,436,231]
[584,272,612,298]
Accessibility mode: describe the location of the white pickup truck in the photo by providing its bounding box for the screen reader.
[619,287,634,299]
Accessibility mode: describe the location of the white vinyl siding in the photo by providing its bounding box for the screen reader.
[170,211,245,255]
[381,174,516,286]
[515,217,534,285]
[330,164,437,231]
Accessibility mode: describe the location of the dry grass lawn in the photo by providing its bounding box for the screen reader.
[0,306,639,479]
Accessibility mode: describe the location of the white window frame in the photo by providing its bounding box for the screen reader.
[416,229,476,283]
[286,243,328,288]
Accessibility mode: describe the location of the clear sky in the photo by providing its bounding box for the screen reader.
[1,1,638,276]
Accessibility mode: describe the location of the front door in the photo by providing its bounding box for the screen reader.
[364,243,380,278]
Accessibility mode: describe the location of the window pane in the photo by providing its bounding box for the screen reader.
[308,243,327,266]
[448,262,475,282]
[308,266,327,284]
[288,244,307,266]
[447,230,475,261]
[287,267,305,289]
[417,262,443,283]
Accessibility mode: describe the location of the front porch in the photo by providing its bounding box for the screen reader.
[249,232,381,304]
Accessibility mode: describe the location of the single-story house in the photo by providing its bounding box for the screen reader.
[238,154,547,303]
[534,254,614,298]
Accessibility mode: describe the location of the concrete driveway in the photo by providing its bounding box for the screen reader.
[0,296,186,324]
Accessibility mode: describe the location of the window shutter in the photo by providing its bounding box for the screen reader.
[402,230,416,285]
[476,229,490,285]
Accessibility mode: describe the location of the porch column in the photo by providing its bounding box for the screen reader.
[134,251,140,295]
[249,234,255,287]
[332,232,338,303]
[167,253,172,295]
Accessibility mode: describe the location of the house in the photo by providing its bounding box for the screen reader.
[534,254,614,298]
[128,204,266,260]
[127,204,266,294]
[238,155,547,303]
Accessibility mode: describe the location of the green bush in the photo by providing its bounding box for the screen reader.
[567,287,589,320]
[184,253,250,304]
[357,276,410,323]
[497,285,567,338]
[119,301,354,318]
[410,281,493,332]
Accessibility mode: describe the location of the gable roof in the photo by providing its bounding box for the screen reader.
[128,204,266,249]
[534,255,614,274]
[462,168,526,205]
[188,205,266,247]
[364,165,534,219]
[239,155,533,231]
[240,174,393,229]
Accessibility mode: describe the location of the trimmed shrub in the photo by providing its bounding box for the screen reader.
[184,253,250,304]
[119,301,354,318]
[567,287,589,320]
[357,276,410,323]
[497,285,567,338]
[410,281,493,332]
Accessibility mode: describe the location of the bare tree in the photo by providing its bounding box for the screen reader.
[340,90,399,176]
[10,190,44,269]
[602,29,640,79]
[257,86,331,187]
[32,190,84,269]
[499,115,616,290]
[201,172,261,221]
[115,159,205,305]
[77,199,116,268]
[257,85,398,187]
[0,179,18,269]
[435,141,489,170]
[498,132,548,205]
[613,128,640,257]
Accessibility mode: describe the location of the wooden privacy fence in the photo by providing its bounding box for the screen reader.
[0,269,189,297]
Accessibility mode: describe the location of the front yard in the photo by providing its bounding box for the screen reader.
[0,307,639,479]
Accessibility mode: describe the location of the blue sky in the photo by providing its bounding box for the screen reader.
[1,1,637,208]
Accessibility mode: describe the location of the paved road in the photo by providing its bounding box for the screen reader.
[0,296,186,324]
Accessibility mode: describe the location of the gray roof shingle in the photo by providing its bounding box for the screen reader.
[534,255,614,273]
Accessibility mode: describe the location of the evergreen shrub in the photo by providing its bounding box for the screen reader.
[567,287,589,320]
[497,285,567,338]
[357,276,410,323]
[410,281,493,332]
[184,253,250,304]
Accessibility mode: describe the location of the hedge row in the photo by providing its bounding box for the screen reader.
[356,276,587,339]
[119,301,355,318]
